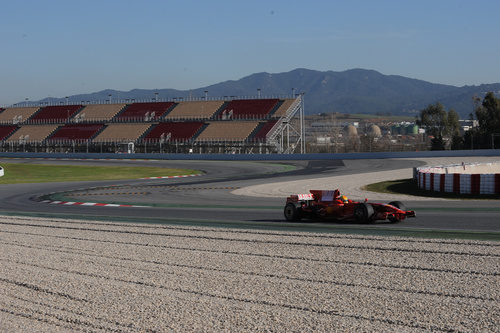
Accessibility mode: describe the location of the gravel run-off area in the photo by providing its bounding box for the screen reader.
[1,215,499,332]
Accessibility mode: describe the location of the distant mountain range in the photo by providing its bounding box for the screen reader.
[25,68,500,118]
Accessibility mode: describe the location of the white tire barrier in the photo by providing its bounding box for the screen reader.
[0,166,3,177]
[416,162,500,195]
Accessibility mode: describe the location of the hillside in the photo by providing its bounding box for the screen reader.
[29,68,500,118]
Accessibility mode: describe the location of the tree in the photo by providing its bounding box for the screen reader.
[447,109,460,137]
[476,92,500,134]
[418,103,460,150]
[430,136,446,150]
[417,103,448,138]
[468,92,500,149]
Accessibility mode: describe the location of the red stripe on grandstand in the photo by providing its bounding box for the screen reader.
[430,173,434,191]
[144,122,204,141]
[254,120,278,140]
[49,124,104,141]
[31,105,83,121]
[116,102,175,120]
[219,99,279,118]
[440,174,445,192]
[0,125,18,140]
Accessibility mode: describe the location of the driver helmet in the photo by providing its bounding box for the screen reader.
[340,195,348,203]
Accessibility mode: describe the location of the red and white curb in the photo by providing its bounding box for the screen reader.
[40,200,149,208]
[37,173,203,208]
[140,173,202,179]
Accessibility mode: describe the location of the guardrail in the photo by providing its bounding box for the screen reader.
[0,149,499,161]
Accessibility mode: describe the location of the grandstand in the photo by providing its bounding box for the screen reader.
[115,102,175,121]
[273,99,295,118]
[0,96,304,154]
[0,125,18,141]
[5,125,59,142]
[144,121,205,142]
[196,121,260,142]
[30,105,83,123]
[93,123,152,142]
[48,124,105,142]
[215,99,280,119]
[73,104,126,122]
[165,101,223,120]
[253,120,278,140]
[0,107,40,124]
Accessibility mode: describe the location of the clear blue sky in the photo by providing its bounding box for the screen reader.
[1,0,499,105]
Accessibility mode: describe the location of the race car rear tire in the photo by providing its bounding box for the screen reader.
[284,203,301,221]
[354,203,374,223]
[388,216,401,223]
[388,201,406,211]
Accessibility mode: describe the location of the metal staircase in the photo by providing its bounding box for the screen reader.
[266,95,305,153]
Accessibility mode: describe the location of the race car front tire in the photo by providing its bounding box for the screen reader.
[388,201,406,211]
[354,203,374,223]
[388,201,406,223]
[284,203,301,221]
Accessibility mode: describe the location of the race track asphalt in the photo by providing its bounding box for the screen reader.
[1,158,499,234]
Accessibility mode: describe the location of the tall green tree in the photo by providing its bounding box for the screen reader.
[418,103,448,138]
[447,109,460,136]
[476,92,500,134]
[418,103,461,150]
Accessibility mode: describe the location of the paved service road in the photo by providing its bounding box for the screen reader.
[0,158,499,232]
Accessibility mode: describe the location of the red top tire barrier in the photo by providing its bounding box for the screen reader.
[416,162,500,195]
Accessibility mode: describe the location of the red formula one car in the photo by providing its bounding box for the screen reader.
[284,189,415,223]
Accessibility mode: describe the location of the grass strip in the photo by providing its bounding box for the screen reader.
[365,178,500,200]
[0,163,199,184]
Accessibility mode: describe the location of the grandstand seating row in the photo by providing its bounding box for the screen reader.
[0,99,294,124]
[0,120,278,143]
